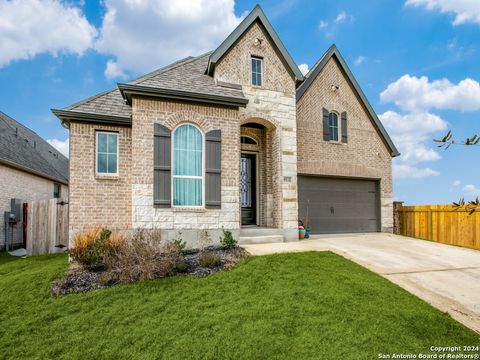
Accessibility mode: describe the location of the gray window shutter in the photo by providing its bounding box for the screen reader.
[341,111,347,143]
[322,108,330,141]
[205,129,221,209]
[154,124,171,207]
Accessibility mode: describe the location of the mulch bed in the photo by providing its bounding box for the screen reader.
[51,246,248,296]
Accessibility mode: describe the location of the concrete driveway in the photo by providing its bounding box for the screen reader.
[242,233,480,333]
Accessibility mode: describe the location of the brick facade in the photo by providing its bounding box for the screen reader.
[296,57,394,232]
[68,122,132,237]
[0,164,68,249]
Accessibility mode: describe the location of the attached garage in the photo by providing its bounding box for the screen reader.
[298,176,380,234]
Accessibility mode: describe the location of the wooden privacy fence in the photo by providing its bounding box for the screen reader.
[396,204,480,250]
[26,198,68,256]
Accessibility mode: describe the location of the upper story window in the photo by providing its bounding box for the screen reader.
[328,112,339,142]
[251,57,263,86]
[96,132,118,175]
[173,124,203,207]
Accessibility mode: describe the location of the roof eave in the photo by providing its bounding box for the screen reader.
[0,158,68,185]
[117,83,249,108]
[206,4,304,83]
[296,45,400,158]
[51,109,132,128]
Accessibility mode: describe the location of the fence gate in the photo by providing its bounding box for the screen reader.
[26,198,69,256]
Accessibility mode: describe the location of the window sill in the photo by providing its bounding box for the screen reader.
[172,207,207,213]
[95,174,119,180]
[328,141,344,145]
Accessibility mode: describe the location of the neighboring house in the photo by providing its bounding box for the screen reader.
[0,112,69,250]
[53,5,398,247]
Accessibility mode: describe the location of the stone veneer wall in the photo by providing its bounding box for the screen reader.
[296,57,394,232]
[130,98,241,246]
[68,122,132,242]
[214,20,299,239]
[0,164,68,249]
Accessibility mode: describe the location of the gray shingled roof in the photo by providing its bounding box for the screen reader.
[61,53,245,119]
[0,112,69,183]
[131,52,245,99]
[64,88,131,118]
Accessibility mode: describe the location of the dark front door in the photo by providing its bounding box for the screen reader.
[241,153,256,225]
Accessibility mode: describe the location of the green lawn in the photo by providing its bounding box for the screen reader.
[0,251,478,360]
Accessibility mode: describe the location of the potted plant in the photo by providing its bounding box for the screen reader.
[298,224,306,240]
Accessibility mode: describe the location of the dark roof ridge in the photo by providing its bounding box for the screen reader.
[129,52,213,85]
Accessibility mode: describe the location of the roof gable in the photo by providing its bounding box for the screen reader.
[297,45,399,157]
[206,4,304,83]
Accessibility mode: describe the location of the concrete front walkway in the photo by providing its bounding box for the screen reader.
[243,233,480,333]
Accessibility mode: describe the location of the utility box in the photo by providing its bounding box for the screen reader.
[4,211,15,224]
[10,198,22,224]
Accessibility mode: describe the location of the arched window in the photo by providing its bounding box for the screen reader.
[328,112,339,142]
[173,124,203,207]
[240,136,257,145]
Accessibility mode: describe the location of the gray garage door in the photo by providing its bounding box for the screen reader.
[298,176,380,234]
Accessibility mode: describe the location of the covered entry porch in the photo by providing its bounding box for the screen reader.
[238,117,298,243]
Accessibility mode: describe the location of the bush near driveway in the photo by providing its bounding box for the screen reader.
[0,251,478,359]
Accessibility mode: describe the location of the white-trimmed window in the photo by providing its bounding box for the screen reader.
[172,124,204,207]
[251,57,263,86]
[96,132,119,175]
[328,112,339,142]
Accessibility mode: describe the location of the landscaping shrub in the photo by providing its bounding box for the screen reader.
[172,233,187,255]
[219,228,237,249]
[199,251,221,268]
[69,227,112,269]
[103,229,185,282]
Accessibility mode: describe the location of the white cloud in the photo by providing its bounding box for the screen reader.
[406,0,480,26]
[318,20,329,29]
[104,59,128,80]
[379,110,447,178]
[394,164,440,179]
[47,138,69,157]
[335,11,348,23]
[379,110,447,136]
[0,0,97,67]
[463,184,480,196]
[298,63,309,75]
[354,56,366,66]
[380,74,480,112]
[453,180,461,186]
[95,0,243,76]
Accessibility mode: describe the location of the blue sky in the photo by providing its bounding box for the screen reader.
[1,0,480,205]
